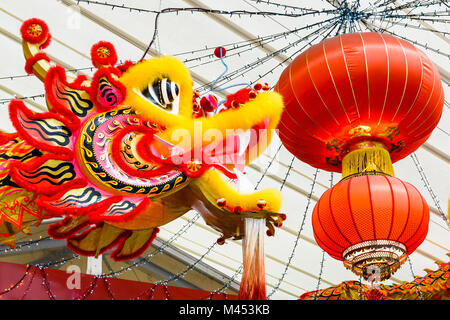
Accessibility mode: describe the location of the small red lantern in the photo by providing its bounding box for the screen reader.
[312,174,429,280]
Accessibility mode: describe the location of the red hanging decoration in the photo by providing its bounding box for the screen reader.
[275,32,443,281]
[275,32,444,173]
[312,174,429,280]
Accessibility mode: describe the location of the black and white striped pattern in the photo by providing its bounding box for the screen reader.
[141,78,180,111]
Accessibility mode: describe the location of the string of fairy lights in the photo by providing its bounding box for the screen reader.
[0,0,448,299]
[267,168,320,300]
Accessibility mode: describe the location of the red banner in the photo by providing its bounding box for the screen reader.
[0,261,236,300]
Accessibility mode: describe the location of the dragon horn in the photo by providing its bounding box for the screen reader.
[21,18,53,82]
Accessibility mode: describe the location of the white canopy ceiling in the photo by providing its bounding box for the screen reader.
[0,0,448,299]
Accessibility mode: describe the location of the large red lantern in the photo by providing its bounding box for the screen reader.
[312,175,429,280]
[275,32,444,281]
[275,32,444,174]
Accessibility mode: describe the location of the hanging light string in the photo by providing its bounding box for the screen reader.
[279,156,295,191]
[73,0,339,16]
[374,18,450,36]
[100,212,201,278]
[266,168,320,300]
[243,0,332,13]
[208,264,243,298]
[0,236,50,254]
[313,172,333,300]
[361,19,449,59]
[313,251,326,300]
[254,143,283,190]
[0,264,32,297]
[407,256,424,300]
[195,16,340,93]
[155,241,217,287]
[245,18,341,87]
[186,15,340,68]
[410,153,449,228]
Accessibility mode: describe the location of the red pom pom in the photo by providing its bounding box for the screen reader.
[40,32,52,49]
[253,83,263,91]
[21,18,50,45]
[214,46,226,58]
[216,198,226,207]
[116,60,134,73]
[224,88,252,108]
[200,97,215,112]
[266,229,274,237]
[91,41,118,68]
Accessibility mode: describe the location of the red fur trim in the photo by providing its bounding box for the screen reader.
[90,41,118,68]
[117,60,135,73]
[8,99,74,156]
[44,66,91,127]
[90,197,150,223]
[47,216,90,239]
[40,32,51,49]
[111,125,175,178]
[224,88,252,109]
[72,75,88,87]
[20,18,49,45]
[89,67,126,110]
[111,227,160,261]
[0,132,18,145]
[25,52,51,75]
[66,222,130,257]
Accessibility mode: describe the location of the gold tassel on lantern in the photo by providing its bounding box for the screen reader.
[341,141,394,179]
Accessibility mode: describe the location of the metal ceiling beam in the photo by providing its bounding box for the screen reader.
[124,257,203,290]
[0,238,66,256]
[150,237,240,293]
[0,25,87,76]
[0,83,46,111]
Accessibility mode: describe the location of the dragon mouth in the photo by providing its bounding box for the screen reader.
[145,117,270,177]
[133,78,180,115]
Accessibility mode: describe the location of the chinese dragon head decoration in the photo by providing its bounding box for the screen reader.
[0,18,286,299]
[276,32,444,281]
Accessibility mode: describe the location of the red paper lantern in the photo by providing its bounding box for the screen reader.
[275,32,444,173]
[312,174,429,280]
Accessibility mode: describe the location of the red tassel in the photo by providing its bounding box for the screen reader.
[238,218,266,300]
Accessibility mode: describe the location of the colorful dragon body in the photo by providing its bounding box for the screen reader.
[0,17,285,283]
[299,254,450,300]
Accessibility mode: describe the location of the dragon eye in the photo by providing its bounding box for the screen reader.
[140,78,180,114]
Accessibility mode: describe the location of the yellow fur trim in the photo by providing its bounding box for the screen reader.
[160,91,284,161]
[193,169,282,213]
[119,56,193,128]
